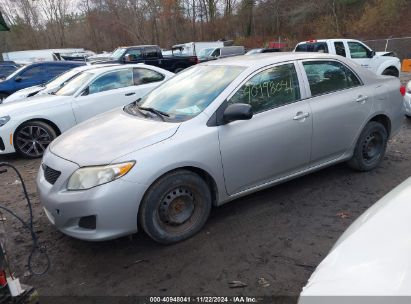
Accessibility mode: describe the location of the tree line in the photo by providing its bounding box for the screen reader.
[0,0,409,54]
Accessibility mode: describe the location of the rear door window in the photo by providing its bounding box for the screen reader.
[334,42,346,57]
[302,60,362,97]
[348,42,370,59]
[228,63,301,113]
[145,47,159,59]
[295,42,329,53]
[133,68,164,85]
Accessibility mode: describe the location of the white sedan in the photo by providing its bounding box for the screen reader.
[2,64,117,103]
[299,177,411,303]
[0,64,173,158]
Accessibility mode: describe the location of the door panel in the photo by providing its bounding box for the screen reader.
[308,86,372,163]
[218,102,312,195]
[217,62,312,195]
[72,87,137,123]
[300,59,373,164]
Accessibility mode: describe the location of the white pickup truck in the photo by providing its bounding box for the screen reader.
[295,39,401,77]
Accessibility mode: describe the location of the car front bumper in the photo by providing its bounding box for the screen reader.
[37,151,147,241]
[404,93,411,116]
[0,123,17,154]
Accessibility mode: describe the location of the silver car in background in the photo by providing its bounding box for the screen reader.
[37,53,404,243]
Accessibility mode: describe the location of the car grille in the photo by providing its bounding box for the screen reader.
[43,164,61,185]
[0,137,4,151]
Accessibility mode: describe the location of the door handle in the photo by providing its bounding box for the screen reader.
[293,112,310,121]
[125,92,136,96]
[356,95,368,103]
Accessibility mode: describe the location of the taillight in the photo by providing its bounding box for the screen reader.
[400,86,406,96]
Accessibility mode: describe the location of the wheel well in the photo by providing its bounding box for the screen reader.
[148,167,219,206]
[181,166,219,205]
[15,119,61,136]
[383,66,399,77]
[369,114,391,136]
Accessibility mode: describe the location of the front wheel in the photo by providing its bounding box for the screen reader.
[139,170,212,244]
[382,68,399,77]
[347,121,388,171]
[14,121,57,158]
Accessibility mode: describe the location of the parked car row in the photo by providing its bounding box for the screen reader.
[0,61,85,103]
[0,63,173,158]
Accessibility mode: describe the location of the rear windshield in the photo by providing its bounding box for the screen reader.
[295,42,329,53]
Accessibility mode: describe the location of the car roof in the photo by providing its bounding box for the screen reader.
[25,61,85,66]
[81,63,164,74]
[203,52,349,68]
[119,45,158,49]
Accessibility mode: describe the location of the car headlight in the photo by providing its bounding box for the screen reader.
[67,161,135,190]
[0,116,10,127]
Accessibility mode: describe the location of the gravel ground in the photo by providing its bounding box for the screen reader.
[0,79,410,299]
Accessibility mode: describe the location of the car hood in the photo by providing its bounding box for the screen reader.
[3,85,43,103]
[0,94,70,116]
[300,177,411,297]
[49,108,180,166]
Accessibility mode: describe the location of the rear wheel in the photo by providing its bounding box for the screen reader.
[347,121,388,171]
[14,121,57,159]
[139,170,212,244]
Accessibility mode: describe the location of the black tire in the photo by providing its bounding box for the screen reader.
[0,93,8,104]
[14,121,57,159]
[347,121,388,171]
[174,67,184,73]
[139,170,212,244]
[382,68,399,77]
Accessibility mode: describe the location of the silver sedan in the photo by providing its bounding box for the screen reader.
[37,53,405,243]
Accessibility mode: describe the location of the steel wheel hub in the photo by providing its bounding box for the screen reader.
[159,187,195,225]
[362,132,382,162]
[16,125,52,157]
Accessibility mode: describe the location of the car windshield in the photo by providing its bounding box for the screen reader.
[111,48,127,60]
[55,71,95,96]
[5,65,26,80]
[197,48,215,59]
[45,69,80,89]
[130,65,245,121]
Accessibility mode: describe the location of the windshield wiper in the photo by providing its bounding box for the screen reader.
[138,106,169,121]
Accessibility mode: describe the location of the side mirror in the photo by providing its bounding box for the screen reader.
[81,87,90,96]
[223,103,253,124]
[15,76,23,82]
[369,50,376,58]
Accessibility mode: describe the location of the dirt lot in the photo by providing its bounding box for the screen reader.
[0,80,411,298]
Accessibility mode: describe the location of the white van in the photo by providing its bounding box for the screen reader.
[198,46,245,62]
[171,42,224,57]
[2,48,89,64]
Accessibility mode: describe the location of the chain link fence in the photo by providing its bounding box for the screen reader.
[363,37,411,61]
